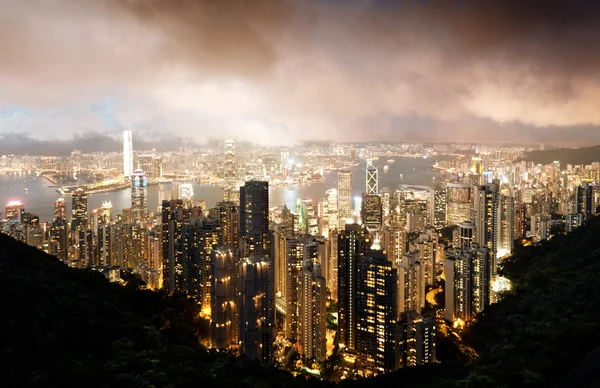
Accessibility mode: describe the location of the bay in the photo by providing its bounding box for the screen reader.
[0,156,447,222]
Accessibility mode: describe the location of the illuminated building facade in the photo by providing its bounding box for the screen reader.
[211,247,238,349]
[131,169,148,223]
[361,193,383,230]
[5,201,24,223]
[398,311,436,367]
[71,189,88,231]
[444,245,490,322]
[239,180,270,258]
[337,171,352,230]
[285,237,317,340]
[355,245,398,375]
[54,198,67,221]
[238,257,274,364]
[429,187,446,230]
[445,183,471,226]
[299,260,327,362]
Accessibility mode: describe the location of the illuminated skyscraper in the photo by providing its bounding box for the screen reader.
[180,183,194,208]
[474,183,499,259]
[429,188,446,230]
[238,257,274,364]
[361,193,383,230]
[355,243,398,375]
[299,260,327,362]
[123,129,133,178]
[50,218,68,262]
[445,183,471,226]
[211,247,238,349]
[215,201,239,248]
[285,237,318,340]
[444,245,490,322]
[338,222,368,350]
[99,201,113,223]
[54,198,67,221]
[131,169,148,223]
[337,171,352,230]
[4,201,24,223]
[162,199,186,295]
[239,181,269,257]
[399,311,436,367]
[366,160,378,195]
[71,189,88,231]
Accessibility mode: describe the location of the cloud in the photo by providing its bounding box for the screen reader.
[1,0,600,147]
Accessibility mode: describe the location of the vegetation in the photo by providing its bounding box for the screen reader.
[4,217,600,387]
[520,144,600,165]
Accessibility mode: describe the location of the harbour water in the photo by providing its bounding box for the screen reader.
[0,156,448,222]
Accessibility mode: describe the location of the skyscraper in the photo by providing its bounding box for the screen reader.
[399,311,436,367]
[444,245,490,322]
[4,201,24,223]
[238,257,274,364]
[366,160,378,195]
[239,181,269,258]
[445,183,471,226]
[338,222,367,350]
[299,260,327,362]
[338,171,352,230]
[215,201,239,247]
[123,129,133,178]
[54,198,67,221]
[429,187,446,230]
[211,247,238,349]
[71,188,88,231]
[355,242,398,375]
[161,199,186,295]
[361,193,383,230]
[131,169,148,223]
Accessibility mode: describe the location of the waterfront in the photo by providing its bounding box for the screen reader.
[0,157,447,221]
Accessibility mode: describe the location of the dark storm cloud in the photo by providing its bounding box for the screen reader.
[1,0,600,146]
[0,133,197,156]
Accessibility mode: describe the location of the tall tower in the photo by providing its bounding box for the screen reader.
[54,198,67,221]
[71,188,88,231]
[337,222,367,351]
[223,139,236,202]
[239,181,270,258]
[123,129,133,178]
[366,160,378,195]
[355,242,398,375]
[337,171,352,230]
[211,247,238,349]
[131,169,148,223]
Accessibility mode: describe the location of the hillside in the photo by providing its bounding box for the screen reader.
[3,217,600,387]
[520,145,600,165]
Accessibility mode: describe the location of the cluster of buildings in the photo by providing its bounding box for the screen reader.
[2,135,599,378]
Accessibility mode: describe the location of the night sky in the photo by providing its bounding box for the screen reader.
[2,0,600,148]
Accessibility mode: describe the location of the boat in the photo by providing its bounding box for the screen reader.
[23,188,29,192]
[387,159,395,164]
[383,165,389,173]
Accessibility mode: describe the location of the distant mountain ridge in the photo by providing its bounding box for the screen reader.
[520,145,600,165]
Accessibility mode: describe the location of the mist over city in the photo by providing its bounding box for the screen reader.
[2,1,600,387]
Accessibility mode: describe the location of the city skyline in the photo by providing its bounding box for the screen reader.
[2,0,600,147]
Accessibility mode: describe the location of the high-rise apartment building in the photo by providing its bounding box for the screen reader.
[240,181,270,258]
[223,139,237,202]
[398,311,436,367]
[299,260,327,362]
[215,201,239,247]
[238,257,274,364]
[444,245,490,322]
[429,187,446,230]
[5,201,24,223]
[161,199,186,295]
[338,222,368,350]
[337,171,353,230]
[211,247,238,350]
[285,237,318,340]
